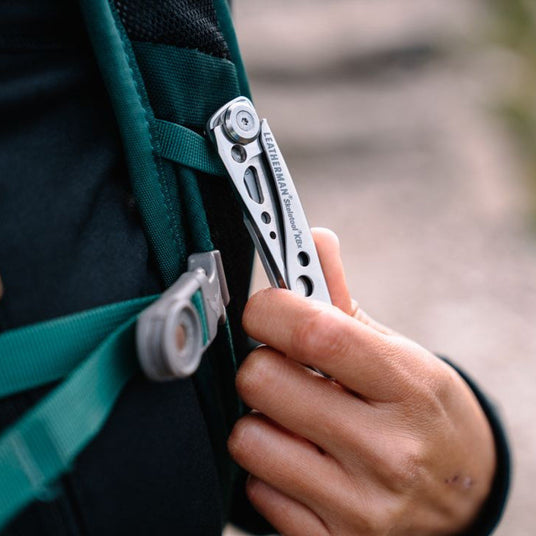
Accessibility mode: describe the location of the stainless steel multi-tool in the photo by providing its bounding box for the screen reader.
[207,97,331,304]
[137,98,331,381]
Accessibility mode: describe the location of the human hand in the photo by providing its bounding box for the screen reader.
[229,229,496,535]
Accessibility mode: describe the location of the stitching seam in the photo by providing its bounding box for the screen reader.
[114,16,181,256]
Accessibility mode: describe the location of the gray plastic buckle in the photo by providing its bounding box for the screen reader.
[136,250,230,381]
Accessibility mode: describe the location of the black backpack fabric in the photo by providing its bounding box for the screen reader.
[0,0,261,533]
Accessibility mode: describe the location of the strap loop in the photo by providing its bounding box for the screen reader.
[155,119,226,176]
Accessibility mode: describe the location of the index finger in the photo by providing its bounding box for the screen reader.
[243,288,412,401]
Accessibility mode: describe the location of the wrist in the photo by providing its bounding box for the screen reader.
[441,358,511,535]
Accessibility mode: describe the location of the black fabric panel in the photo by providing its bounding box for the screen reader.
[0,1,226,534]
[113,0,230,59]
[194,172,257,525]
[0,0,86,51]
[0,6,161,330]
[196,171,254,369]
[70,374,223,536]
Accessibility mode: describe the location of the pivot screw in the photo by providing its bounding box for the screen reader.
[223,101,260,143]
[237,110,255,131]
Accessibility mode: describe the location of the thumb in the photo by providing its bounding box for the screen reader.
[311,227,353,315]
[312,228,394,335]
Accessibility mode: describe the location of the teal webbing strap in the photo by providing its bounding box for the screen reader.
[0,296,156,398]
[179,167,220,254]
[155,120,225,176]
[0,315,138,530]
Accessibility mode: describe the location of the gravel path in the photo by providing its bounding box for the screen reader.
[227,2,536,534]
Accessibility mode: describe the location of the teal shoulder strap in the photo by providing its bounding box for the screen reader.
[0,0,251,528]
[0,296,154,527]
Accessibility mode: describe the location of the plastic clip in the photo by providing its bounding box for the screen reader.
[136,251,229,380]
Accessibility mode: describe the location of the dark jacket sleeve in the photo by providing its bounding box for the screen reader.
[230,358,511,535]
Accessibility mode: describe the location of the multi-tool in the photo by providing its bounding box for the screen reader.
[207,97,331,303]
[137,97,331,381]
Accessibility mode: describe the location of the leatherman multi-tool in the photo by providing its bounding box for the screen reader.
[207,97,331,304]
[137,98,331,381]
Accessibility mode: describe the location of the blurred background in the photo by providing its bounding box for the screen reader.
[226,1,536,535]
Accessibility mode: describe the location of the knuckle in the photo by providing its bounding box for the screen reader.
[291,305,348,361]
[419,383,447,420]
[334,478,400,536]
[433,362,460,407]
[406,363,451,420]
[384,439,428,492]
[227,416,254,461]
[363,519,389,536]
[346,509,390,536]
[245,476,262,504]
[377,339,445,404]
[236,348,279,405]
[360,498,404,536]
[381,339,413,376]
[242,288,273,333]
[290,305,325,355]
[246,478,259,504]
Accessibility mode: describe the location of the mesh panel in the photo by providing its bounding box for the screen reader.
[114,0,230,59]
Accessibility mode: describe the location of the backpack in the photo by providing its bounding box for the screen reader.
[0,0,252,528]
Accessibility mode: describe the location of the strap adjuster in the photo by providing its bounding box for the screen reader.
[136,251,229,381]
